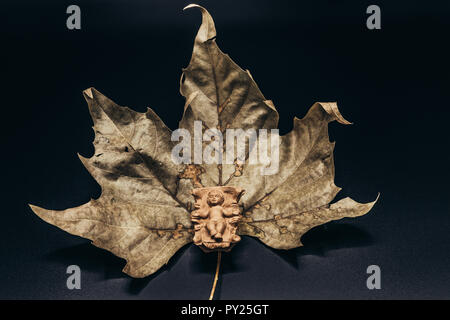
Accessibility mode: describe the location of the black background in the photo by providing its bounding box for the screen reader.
[1,0,449,299]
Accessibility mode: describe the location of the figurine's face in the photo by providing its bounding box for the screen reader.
[207,191,224,205]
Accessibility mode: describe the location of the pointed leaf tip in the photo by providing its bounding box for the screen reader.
[29,203,40,213]
[183,4,216,42]
[374,192,381,203]
[319,102,353,125]
[28,204,49,220]
[183,3,200,11]
[77,152,89,163]
[83,88,94,99]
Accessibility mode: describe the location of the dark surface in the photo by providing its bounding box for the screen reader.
[1,0,449,299]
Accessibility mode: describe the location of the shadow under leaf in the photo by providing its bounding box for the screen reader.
[45,242,126,280]
[44,222,372,296]
[189,237,252,275]
[127,243,190,295]
[264,223,374,269]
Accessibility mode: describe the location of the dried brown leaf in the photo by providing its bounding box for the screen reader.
[30,88,194,278]
[30,4,377,278]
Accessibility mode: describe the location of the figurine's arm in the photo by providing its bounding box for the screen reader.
[191,208,208,232]
[192,208,209,219]
[223,205,240,217]
[228,214,241,223]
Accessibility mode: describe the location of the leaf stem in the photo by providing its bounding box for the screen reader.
[208,251,221,300]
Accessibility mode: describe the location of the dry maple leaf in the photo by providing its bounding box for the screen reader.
[29,4,377,279]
